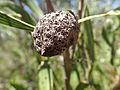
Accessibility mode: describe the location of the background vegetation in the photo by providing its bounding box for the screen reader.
[0,0,120,90]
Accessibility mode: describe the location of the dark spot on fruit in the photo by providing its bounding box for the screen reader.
[56,13,59,16]
[53,36,57,39]
[44,39,48,42]
[47,29,49,31]
[46,34,51,38]
[55,21,58,25]
[58,32,61,35]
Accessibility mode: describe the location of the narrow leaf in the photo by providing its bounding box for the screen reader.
[21,0,43,17]
[0,11,35,31]
[83,6,95,62]
[102,28,111,46]
[10,83,27,90]
[38,61,53,90]
[0,1,36,25]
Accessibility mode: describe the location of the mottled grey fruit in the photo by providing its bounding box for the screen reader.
[32,10,79,57]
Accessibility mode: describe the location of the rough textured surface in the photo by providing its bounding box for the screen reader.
[32,10,79,57]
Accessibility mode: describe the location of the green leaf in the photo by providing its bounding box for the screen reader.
[76,82,88,90]
[0,0,13,5]
[38,61,53,90]
[0,1,36,25]
[0,11,35,32]
[10,83,27,90]
[21,0,43,17]
[83,6,95,62]
[102,28,112,46]
[70,66,81,90]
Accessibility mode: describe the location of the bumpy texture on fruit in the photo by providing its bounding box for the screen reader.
[32,10,79,57]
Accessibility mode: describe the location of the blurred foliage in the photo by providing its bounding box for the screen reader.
[0,0,120,90]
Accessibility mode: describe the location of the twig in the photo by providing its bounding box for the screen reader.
[78,10,120,23]
[63,1,85,90]
[78,0,84,19]
[45,0,54,13]
[63,48,73,90]
[78,0,85,64]
[112,75,120,90]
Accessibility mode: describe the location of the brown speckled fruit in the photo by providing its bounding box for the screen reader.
[32,10,79,57]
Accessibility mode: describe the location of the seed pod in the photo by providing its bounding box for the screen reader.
[32,10,79,57]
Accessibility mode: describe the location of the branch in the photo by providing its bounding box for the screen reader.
[78,10,120,23]
[63,1,85,90]
[45,0,54,13]
[78,0,84,19]
[63,48,73,90]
